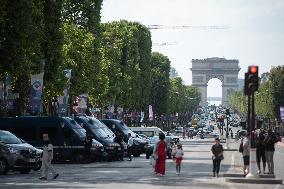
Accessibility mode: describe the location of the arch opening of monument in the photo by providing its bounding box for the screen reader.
[207,78,222,106]
[190,57,240,107]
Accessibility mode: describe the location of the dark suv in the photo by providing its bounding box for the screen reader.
[0,130,41,175]
[100,119,148,157]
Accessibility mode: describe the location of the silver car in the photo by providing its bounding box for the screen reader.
[0,130,42,175]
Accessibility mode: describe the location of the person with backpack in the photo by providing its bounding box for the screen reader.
[264,129,279,175]
[241,133,250,176]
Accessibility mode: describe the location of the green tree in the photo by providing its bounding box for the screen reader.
[0,0,44,115]
[150,52,171,115]
[100,21,152,112]
[42,0,65,114]
[269,66,284,119]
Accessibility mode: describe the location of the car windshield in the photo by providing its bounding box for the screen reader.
[91,128,109,139]
[0,131,23,144]
[116,121,129,130]
[73,128,86,138]
[100,127,114,137]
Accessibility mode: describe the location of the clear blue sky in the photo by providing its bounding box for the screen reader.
[101,0,284,97]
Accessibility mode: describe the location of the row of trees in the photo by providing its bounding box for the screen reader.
[0,0,201,119]
[228,65,284,121]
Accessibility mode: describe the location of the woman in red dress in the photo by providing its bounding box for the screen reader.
[155,133,167,176]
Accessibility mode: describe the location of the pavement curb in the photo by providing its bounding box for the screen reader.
[225,177,283,184]
[223,173,276,178]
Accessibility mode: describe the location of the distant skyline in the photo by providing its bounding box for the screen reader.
[101,0,284,97]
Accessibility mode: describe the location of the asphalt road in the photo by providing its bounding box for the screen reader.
[0,137,283,189]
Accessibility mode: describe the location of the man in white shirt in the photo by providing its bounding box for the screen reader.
[39,134,59,180]
[127,133,133,161]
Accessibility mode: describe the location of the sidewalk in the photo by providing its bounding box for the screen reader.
[222,139,283,184]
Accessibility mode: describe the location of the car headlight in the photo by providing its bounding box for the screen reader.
[8,147,20,154]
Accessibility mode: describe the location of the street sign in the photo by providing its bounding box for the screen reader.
[280,106,284,121]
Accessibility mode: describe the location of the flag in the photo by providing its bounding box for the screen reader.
[0,81,4,101]
[149,105,153,121]
[280,107,284,122]
[140,112,144,122]
[29,72,44,113]
[58,69,72,115]
[76,94,88,116]
[6,75,13,110]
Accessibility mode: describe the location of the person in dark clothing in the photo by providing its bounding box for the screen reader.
[211,138,224,177]
[83,134,92,163]
[127,133,133,161]
[114,132,124,161]
[256,132,266,174]
[264,130,278,174]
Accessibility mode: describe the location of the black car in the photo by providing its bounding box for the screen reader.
[75,116,123,161]
[0,130,42,175]
[145,136,173,159]
[0,116,104,163]
[100,119,148,157]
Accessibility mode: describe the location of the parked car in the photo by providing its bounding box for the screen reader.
[166,132,180,143]
[130,127,165,138]
[175,127,183,134]
[100,119,148,157]
[75,116,122,161]
[0,116,104,163]
[0,130,42,175]
[145,136,173,159]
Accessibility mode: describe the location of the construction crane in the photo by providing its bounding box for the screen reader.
[150,24,230,46]
[152,42,178,47]
[148,24,230,30]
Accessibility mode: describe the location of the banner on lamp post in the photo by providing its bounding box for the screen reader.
[58,69,72,115]
[149,105,153,121]
[5,75,13,111]
[76,93,88,116]
[280,107,284,122]
[0,81,4,101]
[29,73,44,113]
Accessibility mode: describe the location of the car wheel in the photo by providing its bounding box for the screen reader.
[33,161,42,171]
[73,153,84,163]
[0,159,9,175]
[146,154,150,159]
[19,169,31,174]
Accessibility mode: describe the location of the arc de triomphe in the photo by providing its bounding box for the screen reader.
[190,57,240,107]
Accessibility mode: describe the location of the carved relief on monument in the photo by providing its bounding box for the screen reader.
[225,77,237,84]
[206,75,224,83]
[193,76,204,83]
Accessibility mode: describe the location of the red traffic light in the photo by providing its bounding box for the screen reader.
[249,66,258,74]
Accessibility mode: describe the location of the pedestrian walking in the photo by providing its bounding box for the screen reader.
[175,143,184,174]
[155,132,167,176]
[114,132,124,161]
[211,138,224,177]
[127,133,133,161]
[256,132,266,174]
[242,133,250,176]
[171,143,177,160]
[39,134,59,180]
[83,134,92,163]
[264,129,279,175]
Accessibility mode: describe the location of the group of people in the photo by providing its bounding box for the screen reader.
[241,129,280,176]
[151,133,184,176]
[152,134,224,177]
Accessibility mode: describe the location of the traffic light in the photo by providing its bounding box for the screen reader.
[247,66,259,92]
